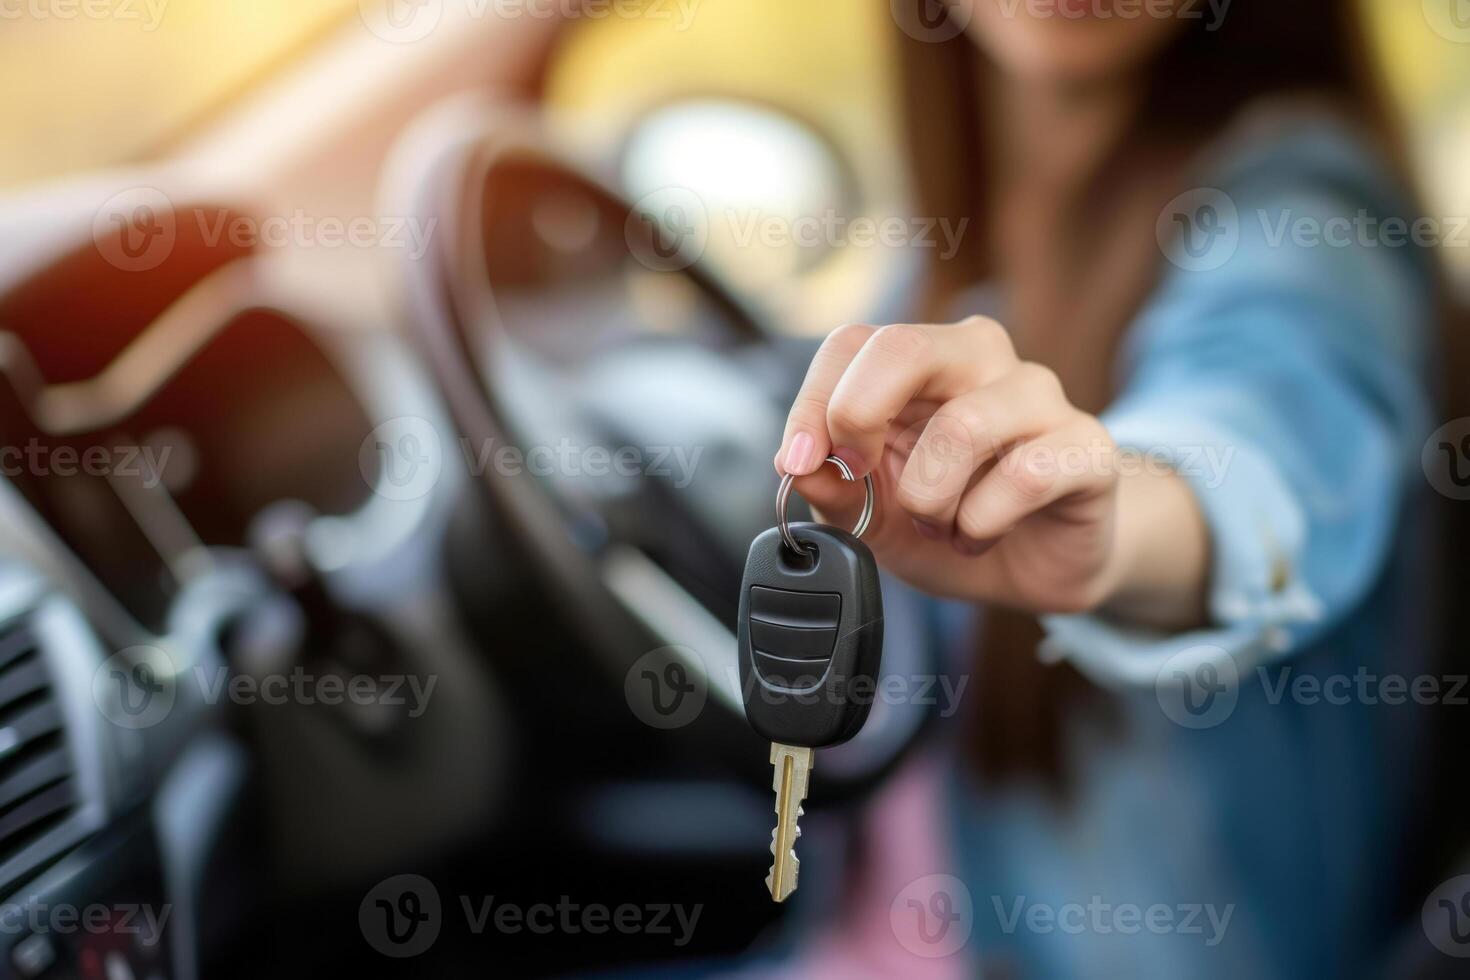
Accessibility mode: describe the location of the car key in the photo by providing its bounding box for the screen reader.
[738,455,883,902]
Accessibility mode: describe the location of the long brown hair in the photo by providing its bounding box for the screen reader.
[894,1,1429,786]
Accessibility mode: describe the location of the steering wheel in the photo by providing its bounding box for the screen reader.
[392,100,934,792]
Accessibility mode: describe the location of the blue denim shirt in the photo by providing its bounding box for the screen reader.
[949,110,1438,978]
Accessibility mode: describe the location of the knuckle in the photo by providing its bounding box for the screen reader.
[822,322,876,355]
[920,405,989,469]
[960,315,1014,357]
[933,401,988,447]
[827,396,882,438]
[789,392,830,423]
[1076,415,1114,457]
[869,323,933,361]
[954,506,995,544]
[896,472,951,516]
[1005,455,1054,502]
[1018,362,1065,402]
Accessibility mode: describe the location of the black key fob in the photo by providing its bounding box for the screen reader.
[738,521,884,748]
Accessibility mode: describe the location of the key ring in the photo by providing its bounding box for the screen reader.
[777,455,875,555]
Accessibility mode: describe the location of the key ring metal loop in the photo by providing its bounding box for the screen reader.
[777,455,875,555]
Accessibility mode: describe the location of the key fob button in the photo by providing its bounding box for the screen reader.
[752,652,830,691]
[747,617,838,662]
[747,586,841,628]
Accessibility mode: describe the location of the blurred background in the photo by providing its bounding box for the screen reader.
[8,0,1465,324]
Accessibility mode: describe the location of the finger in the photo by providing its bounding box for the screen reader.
[896,364,1073,536]
[953,417,1115,550]
[826,317,1016,477]
[775,324,876,476]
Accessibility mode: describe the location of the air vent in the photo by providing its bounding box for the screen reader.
[0,612,78,878]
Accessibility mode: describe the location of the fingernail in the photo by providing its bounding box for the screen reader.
[785,432,817,475]
[912,518,943,541]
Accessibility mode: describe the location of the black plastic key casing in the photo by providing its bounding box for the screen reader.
[738,522,884,748]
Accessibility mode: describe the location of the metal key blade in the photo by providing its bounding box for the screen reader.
[766,742,813,902]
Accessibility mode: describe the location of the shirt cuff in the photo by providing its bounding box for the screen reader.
[1038,410,1323,689]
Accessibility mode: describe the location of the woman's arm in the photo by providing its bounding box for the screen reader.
[777,133,1432,660]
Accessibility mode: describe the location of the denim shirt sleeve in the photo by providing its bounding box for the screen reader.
[1040,123,1434,689]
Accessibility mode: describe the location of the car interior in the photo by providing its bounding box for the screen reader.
[1,1,1469,977]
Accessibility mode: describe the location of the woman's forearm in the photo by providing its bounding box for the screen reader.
[1099,469,1212,632]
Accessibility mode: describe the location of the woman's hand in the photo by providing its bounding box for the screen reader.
[774,317,1210,628]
